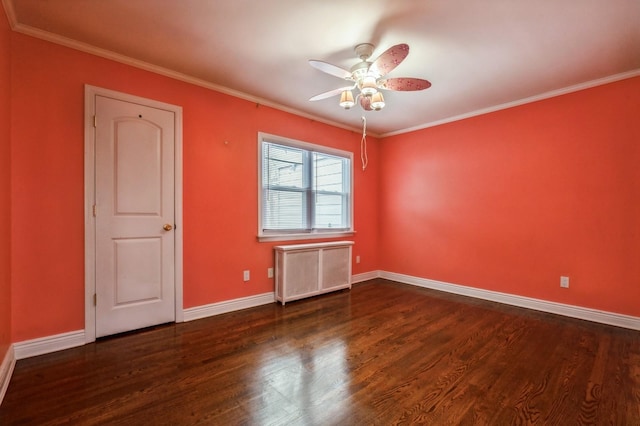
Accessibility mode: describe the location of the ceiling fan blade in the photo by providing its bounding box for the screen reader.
[309,86,354,101]
[379,78,432,91]
[360,96,373,111]
[309,60,352,79]
[368,43,410,77]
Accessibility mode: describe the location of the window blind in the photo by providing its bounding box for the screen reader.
[261,141,350,233]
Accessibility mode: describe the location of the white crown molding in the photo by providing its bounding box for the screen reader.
[183,292,275,322]
[381,69,640,137]
[381,271,640,331]
[4,2,639,139]
[0,345,16,406]
[13,330,86,360]
[5,21,367,136]
[1,0,16,29]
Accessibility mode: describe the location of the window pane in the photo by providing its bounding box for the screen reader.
[314,193,347,229]
[313,152,349,229]
[263,143,305,189]
[259,134,352,236]
[263,189,308,230]
[313,153,345,193]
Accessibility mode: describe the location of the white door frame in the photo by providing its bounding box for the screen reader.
[84,84,184,343]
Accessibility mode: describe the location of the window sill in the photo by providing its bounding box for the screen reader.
[257,231,355,243]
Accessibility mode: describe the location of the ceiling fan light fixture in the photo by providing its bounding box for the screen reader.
[360,75,378,96]
[339,90,355,109]
[309,43,431,112]
[370,92,385,110]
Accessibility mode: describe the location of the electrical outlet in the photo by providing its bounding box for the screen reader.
[267,267,274,278]
[356,255,361,264]
[560,276,569,288]
[243,270,250,282]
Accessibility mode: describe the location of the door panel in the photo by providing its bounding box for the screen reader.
[114,238,162,304]
[114,120,163,215]
[95,95,175,338]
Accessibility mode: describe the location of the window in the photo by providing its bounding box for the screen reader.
[258,133,353,241]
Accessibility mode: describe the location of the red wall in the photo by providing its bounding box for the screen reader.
[0,9,12,357]
[10,33,379,342]
[380,77,640,317]
[7,27,639,344]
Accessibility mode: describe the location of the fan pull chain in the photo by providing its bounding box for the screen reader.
[361,116,368,171]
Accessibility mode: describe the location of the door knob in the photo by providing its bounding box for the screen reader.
[163,224,173,231]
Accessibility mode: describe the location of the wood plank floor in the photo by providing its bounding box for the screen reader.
[1,279,639,425]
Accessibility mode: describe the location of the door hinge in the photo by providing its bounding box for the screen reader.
[92,204,97,217]
[93,293,97,306]
[93,115,97,128]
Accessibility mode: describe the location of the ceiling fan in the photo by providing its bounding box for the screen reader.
[309,43,431,111]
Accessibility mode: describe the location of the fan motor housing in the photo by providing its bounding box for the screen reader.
[354,43,375,60]
[350,61,370,77]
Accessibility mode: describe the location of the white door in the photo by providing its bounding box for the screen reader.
[94,95,176,338]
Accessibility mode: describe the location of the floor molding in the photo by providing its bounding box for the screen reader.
[183,292,275,322]
[381,271,640,331]
[352,271,380,284]
[0,345,16,406]
[13,330,86,360]
[9,271,638,366]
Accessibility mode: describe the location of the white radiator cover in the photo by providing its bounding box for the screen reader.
[274,241,354,305]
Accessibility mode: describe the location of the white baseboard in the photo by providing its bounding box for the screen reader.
[13,330,86,360]
[352,271,381,283]
[0,345,16,406]
[9,272,637,367]
[381,271,640,331]
[183,292,275,322]
[11,293,276,360]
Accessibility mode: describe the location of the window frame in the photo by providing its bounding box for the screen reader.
[257,132,354,242]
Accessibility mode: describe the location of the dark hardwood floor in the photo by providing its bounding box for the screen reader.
[1,279,639,425]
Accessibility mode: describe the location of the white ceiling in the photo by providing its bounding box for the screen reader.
[4,0,640,136]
